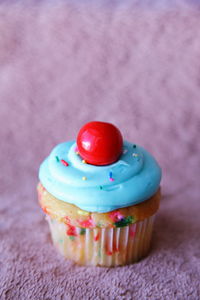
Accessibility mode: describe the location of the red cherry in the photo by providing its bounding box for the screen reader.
[77,121,123,166]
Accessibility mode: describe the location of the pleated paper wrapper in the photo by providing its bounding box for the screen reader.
[46,214,156,267]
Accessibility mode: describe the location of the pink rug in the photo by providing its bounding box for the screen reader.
[1,1,200,299]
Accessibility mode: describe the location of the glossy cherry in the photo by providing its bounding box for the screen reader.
[77,121,123,166]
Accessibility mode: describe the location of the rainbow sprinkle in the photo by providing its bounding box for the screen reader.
[78,217,94,228]
[82,160,87,164]
[80,228,86,235]
[82,176,87,181]
[66,224,77,236]
[61,159,69,166]
[132,153,139,157]
[94,232,100,241]
[109,171,114,182]
[114,216,134,227]
[55,156,59,162]
[109,210,124,222]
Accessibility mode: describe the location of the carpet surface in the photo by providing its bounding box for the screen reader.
[0,1,200,299]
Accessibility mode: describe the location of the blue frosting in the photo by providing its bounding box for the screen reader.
[39,141,162,213]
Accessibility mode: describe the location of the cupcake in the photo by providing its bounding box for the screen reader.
[37,121,162,267]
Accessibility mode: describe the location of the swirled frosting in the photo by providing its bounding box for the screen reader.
[39,141,162,213]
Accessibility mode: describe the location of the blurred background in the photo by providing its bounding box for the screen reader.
[0,1,200,299]
[1,1,200,194]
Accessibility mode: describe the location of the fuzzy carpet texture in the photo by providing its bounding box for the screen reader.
[0,1,200,299]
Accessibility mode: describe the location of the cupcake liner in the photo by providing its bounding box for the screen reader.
[46,215,155,267]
